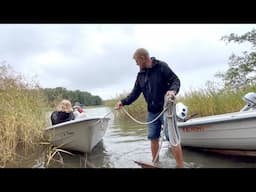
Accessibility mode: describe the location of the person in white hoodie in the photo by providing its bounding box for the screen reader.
[73,102,86,119]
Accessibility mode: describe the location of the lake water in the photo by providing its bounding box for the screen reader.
[39,106,256,168]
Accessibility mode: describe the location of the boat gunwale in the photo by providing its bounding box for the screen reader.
[45,116,110,130]
[178,110,256,127]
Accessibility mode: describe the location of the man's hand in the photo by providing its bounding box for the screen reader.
[166,90,176,101]
[115,101,123,110]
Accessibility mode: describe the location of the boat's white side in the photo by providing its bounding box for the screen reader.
[45,116,110,153]
[178,110,256,150]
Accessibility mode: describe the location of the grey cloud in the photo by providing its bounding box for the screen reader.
[40,46,139,91]
[1,24,255,100]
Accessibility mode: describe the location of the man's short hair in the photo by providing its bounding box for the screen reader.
[133,48,150,59]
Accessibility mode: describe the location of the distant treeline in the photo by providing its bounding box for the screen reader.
[43,87,102,107]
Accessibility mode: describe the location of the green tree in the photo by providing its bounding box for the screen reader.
[42,87,102,107]
[216,28,256,89]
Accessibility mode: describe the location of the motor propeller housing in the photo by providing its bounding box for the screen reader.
[176,102,188,121]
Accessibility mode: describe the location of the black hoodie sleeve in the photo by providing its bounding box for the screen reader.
[121,75,142,106]
[69,112,75,120]
[161,62,180,94]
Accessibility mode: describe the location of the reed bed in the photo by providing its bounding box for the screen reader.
[105,85,256,120]
[0,64,48,167]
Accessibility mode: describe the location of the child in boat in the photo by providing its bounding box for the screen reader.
[50,99,75,125]
[73,102,86,119]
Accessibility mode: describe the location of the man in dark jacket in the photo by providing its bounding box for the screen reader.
[115,48,184,168]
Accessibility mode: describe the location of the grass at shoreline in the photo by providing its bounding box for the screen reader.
[0,65,49,167]
[105,86,256,120]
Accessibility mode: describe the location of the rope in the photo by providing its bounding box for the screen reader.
[163,96,181,147]
[151,97,181,164]
[103,109,115,118]
[121,107,167,125]
[120,96,181,165]
[90,108,115,127]
[121,96,181,147]
[152,125,165,163]
[120,106,167,164]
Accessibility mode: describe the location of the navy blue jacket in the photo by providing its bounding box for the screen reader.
[121,57,180,113]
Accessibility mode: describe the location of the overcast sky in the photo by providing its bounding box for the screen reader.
[1,24,255,100]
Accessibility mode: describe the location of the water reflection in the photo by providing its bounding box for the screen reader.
[41,106,256,168]
[86,140,114,168]
[103,115,152,168]
[182,147,256,168]
[46,140,113,168]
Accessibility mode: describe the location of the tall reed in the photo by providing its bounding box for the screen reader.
[179,85,256,117]
[105,85,256,120]
[0,64,48,167]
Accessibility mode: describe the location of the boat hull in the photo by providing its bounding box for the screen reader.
[45,117,110,153]
[177,110,256,154]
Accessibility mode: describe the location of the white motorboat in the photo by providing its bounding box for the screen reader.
[176,92,256,156]
[45,116,110,153]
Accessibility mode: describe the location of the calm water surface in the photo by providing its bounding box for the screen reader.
[38,106,256,168]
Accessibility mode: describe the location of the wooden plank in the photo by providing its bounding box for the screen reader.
[134,160,161,168]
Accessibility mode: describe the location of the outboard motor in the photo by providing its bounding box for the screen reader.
[176,102,188,121]
[240,92,256,111]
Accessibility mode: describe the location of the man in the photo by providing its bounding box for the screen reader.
[115,48,184,168]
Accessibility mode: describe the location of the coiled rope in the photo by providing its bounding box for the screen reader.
[121,96,181,147]
[163,96,181,147]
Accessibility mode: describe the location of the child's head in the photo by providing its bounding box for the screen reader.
[57,99,73,113]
